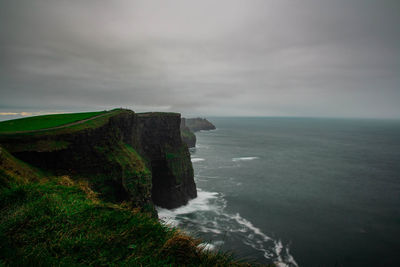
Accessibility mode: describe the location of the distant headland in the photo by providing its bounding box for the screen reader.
[180,117,216,148]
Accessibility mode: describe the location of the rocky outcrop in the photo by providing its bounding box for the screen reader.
[183,118,216,132]
[180,118,215,148]
[0,109,197,211]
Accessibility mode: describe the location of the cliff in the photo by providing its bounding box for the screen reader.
[180,124,196,148]
[180,117,215,148]
[182,117,216,132]
[0,109,259,266]
[0,109,196,210]
[135,113,196,209]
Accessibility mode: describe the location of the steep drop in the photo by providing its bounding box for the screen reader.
[0,109,197,211]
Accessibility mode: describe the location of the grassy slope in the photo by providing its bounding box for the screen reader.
[0,109,126,141]
[0,147,256,266]
[0,111,106,133]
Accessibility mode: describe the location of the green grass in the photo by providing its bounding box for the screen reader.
[0,109,128,140]
[0,147,257,267]
[0,180,251,266]
[0,111,106,133]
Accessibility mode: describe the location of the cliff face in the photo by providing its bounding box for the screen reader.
[183,118,216,132]
[180,118,215,148]
[180,120,196,148]
[0,109,196,211]
[135,113,197,209]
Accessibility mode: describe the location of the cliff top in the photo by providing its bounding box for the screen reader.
[0,110,107,133]
[0,109,131,138]
[0,109,186,138]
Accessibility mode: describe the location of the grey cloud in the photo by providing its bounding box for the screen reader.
[0,0,399,118]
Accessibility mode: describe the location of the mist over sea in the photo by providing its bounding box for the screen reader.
[158,117,400,267]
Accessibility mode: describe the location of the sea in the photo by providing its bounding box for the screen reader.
[158,117,400,267]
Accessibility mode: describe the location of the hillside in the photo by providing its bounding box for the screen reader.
[0,109,261,266]
[0,146,253,266]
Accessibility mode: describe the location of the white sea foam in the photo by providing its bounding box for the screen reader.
[191,158,205,163]
[199,226,222,234]
[198,242,215,251]
[195,144,209,149]
[284,247,299,267]
[197,175,220,179]
[198,128,217,133]
[157,188,298,267]
[198,240,225,251]
[157,189,220,226]
[230,213,271,242]
[232,156,259,162]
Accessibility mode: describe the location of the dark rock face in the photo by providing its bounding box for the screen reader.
[180,118,215,148]
[136,113,197,209]
[180,119,196,148]
[183,118,216,132]
[0,110,197,211]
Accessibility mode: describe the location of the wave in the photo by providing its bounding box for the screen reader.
[229,213,298,266]
[191,158,205,163]
[157,188,298,267]
[157,189,220,226]
[232,156,259,162]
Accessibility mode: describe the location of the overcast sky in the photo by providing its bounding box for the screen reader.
[1,0,399,119]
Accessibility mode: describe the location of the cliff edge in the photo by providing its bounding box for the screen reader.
[0,109,261,266]
[0,109,196,211]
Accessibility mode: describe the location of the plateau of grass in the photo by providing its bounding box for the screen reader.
[0,111,106,133]
[0,109,128,140]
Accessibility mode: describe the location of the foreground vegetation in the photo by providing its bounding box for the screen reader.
[0,147,259,266]
[0,111,106,133]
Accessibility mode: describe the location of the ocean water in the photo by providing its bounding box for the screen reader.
[158,117,400,267]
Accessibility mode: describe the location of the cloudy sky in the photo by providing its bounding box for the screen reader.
[1,0,399,119]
